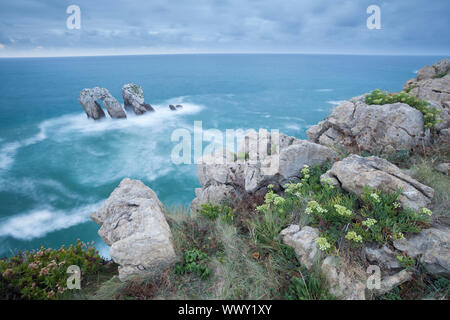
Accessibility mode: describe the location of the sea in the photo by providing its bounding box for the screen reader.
[0,54,444,258]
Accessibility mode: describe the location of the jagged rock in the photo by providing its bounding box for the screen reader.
[393,226,450,277]
[190,184,238,213]
[122,84,154,115]
[79,87,126,120]
[409,75,450,106]
[176,104,183,109]
[321,256,366,300]
[433,58,450,76]
[363,245,401,271]
[435,163,450,175]
[417,66,437,81]
[191,130,338,210]
[169,104,177,111]
[320,155,434,211]
[403,78,417,91]
[279,225,320,269]
[91,178,176,281]
[374,270,413,296]
[306,95,428,154]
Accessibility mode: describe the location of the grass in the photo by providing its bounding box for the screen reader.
[409,160,450,214]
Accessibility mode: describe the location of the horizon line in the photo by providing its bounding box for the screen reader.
[0,51,448,59]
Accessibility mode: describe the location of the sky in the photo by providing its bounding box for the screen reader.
[0,0,449,57]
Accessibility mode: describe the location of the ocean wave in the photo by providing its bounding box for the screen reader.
[0,202,102,240]
[0,97,203,172]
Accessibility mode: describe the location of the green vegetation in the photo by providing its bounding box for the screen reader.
[199,203,234,224]
[174,248,211,280]
[255,164,431,255]
[365,89,441,129]
[285,271,335,300]
[0,240,103,300]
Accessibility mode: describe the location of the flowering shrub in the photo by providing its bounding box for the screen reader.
[365,89,441,129]
[257,163,432,253]
[0,240,102,300]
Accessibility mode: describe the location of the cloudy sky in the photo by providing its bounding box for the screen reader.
[0,0,449,57]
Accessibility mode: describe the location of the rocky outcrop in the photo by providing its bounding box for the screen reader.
[91,178,176,281]
[417,66,437,81]
[306,95,428,154]
[404,59,450,132]
[79,87,127,120]
[393,226,450,277]
[363,245,401,271]
[320,155,434,211]
[122,84,154,115]
[321,256,367,300]
[414,58,450,81]
[279,225,320,269]
[191,130,339,211]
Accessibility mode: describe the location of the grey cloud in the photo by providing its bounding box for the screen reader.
[0,0,448,56]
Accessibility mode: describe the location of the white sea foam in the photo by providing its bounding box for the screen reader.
[316,88,334,92]
[327,100,344,106]
[284,123,302,131]
[0,202,102,240]
[0,97,203,172]
[277,116,305,122]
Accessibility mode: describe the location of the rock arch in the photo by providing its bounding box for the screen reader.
[78,87,127,120]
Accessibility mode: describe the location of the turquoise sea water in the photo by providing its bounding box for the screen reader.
[0,54,444,258]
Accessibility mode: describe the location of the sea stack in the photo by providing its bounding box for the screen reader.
[79,87,127,120]
[122,83,155,115]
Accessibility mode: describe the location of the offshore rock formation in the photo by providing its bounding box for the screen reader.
[122,84,154,115]
[79,87,127,120]
[90,178,176,281]
[320,155,434,211]
[306,95,429,154]
[190,129,339,212]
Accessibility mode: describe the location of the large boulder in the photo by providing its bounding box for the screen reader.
[393,226,450,277]
[91,178,176,281]
[122,84,154,115]
[307,95,428,154]
[279,225,320,269]
[79,87,127,120]
[191,130,339,211]
[320,155,434,211]
[409,75,450,106]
